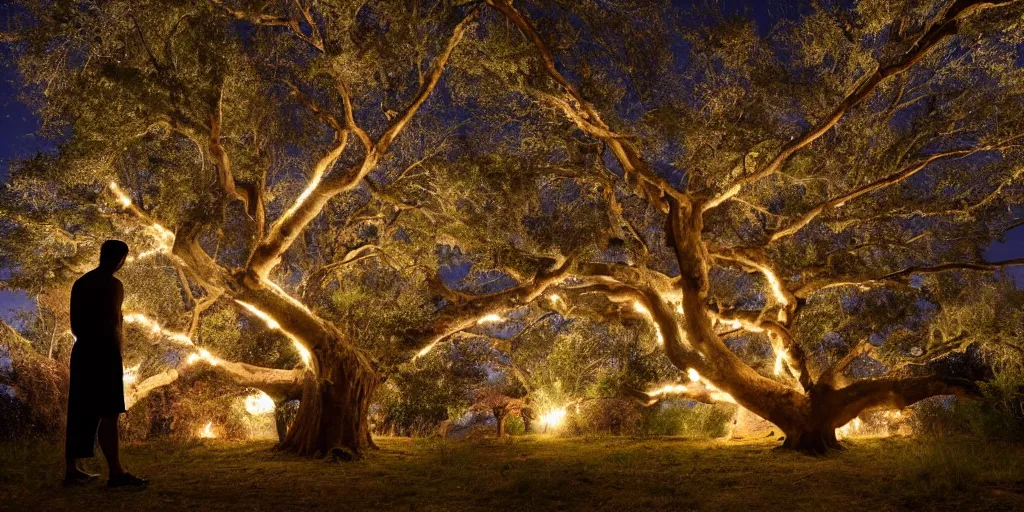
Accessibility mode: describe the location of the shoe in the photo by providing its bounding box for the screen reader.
[63,472,100,486]
[107,472,148,489]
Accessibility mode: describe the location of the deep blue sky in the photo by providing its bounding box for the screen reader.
[1,2,1023,324]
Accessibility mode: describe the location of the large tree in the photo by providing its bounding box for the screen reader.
[3,0,1024,456]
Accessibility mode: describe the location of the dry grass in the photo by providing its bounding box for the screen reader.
[1,435,1022,511]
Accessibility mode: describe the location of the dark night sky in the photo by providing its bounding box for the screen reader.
[1,1,1023,324]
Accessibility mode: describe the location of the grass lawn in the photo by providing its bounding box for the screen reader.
[1,436,1023,511]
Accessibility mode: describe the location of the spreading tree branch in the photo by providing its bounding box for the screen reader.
[703,0,1021,212]
[246,8,480,280]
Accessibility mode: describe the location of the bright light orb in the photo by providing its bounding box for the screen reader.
[539,407,567,430]
[244,391,275,415]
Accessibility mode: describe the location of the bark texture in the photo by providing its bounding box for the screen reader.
[279,342,380,459]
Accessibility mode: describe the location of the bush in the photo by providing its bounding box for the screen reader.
[637,402,734,438]
[504,414,526,436]
[562,398,642,436]
[0,334,69,442]
[913,367,1024,441]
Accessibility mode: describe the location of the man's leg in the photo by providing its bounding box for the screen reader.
[64,410,100,483]
[97,415,124,476]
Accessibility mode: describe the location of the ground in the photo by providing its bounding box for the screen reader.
[1,436,1023,511]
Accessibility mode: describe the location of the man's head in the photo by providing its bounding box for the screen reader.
[99,239,130,272]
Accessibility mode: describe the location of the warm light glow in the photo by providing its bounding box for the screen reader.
[235,300,281,330]
[548,293,561,304]
[244,391,275,415]
[414,342,437,360]
[476,314,504,325]
[108,182,176,262]
[198,421,216,439]
[710,390,737,404]
[292,339,312,366]
[539,407,567,430]
[761,267,789,307]
[234,300,312,366]
[265,280,314,317]
[720,319,743,330]
[646,383,688,397]
[186,347,220,367]
[632,301,664,345]
[124,313,194,346]
[109,182,133,207]
[687,368,701,382]
[835,417,863,440]
[773,349,787,377]
[122,363,141,385]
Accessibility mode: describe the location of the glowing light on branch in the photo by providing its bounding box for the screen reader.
[244,391,275,415]
[235,301,281,329]
[539,407,567,430]
[198,421,216,439]
[646,383,688,397]
[122,363,141,385]
[773,349,788,377]
[632,301,650,315]
[109,182,133,207]
[632,301,664,345]
[108,182,176,262]
[760,267,789,307]
[476,314,504,325]
[234,300,311,366]
[186,347,220,366]
[124,313,194,346]
[687,368,701,382]
[414,342,437,360]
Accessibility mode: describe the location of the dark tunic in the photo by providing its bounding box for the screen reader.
[65,269,125,459]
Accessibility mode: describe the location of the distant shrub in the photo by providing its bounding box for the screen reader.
[913,367,1024,441]
[562,398,642,436]
[636,402,733,438]
[504,415,525,436]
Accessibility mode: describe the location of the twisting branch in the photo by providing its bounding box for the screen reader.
[486,0,685,212]
[818,339,875,389]
[828,374,980,427]
[768,148,982,243]
[711,307,813,391]
[208,0,324,52]
[702,0,1022,212]
[792,258,1024,299]
[124,357,305,409]
[246,8,480,280]
[411,256,576,359]
[622,386,716,406]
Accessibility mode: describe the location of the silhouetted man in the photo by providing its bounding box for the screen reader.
[64,240,147,488]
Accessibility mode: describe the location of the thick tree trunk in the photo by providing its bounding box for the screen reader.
[279,347,380,459]
[781,427,842,454]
